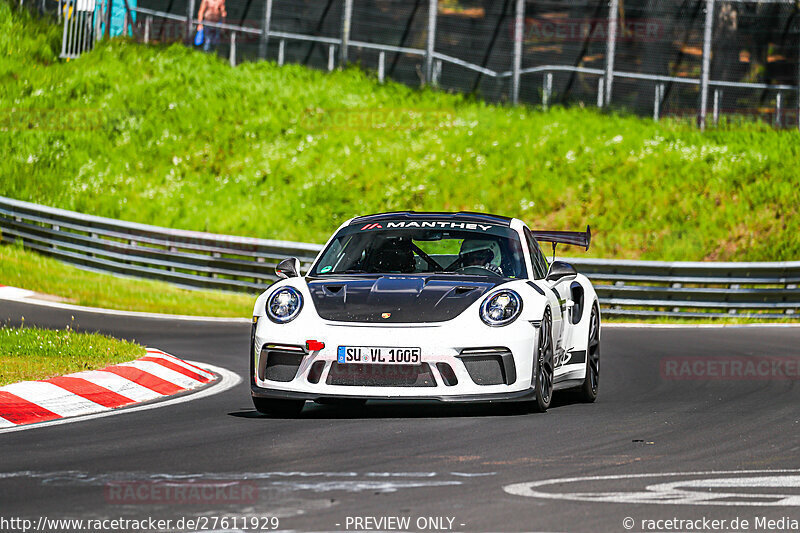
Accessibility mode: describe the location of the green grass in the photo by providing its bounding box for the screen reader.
[0,243,254,317]
[1,2,798,262]
[0,324,145,385]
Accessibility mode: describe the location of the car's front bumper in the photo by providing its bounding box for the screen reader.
[250,316,540,402]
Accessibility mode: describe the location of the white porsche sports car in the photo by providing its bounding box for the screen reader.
[250,212,600,415]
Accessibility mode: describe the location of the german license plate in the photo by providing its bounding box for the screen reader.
[337,346,421,365]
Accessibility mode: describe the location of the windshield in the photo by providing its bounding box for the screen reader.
[310,222,528,278]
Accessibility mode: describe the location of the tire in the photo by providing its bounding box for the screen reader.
[577,304,600,403]
[252,397,305,416]
[530,308,554,413]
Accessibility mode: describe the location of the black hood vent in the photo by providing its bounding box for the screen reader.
[306,275,508,323]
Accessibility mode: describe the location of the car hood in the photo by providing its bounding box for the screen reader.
[305,275,508,323]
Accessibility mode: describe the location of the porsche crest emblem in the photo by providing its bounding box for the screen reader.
[381,312,392,319]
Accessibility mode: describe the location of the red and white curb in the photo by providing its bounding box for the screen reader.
[0,349,216,428]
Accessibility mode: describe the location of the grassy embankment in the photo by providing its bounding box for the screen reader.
[0,324,145,386]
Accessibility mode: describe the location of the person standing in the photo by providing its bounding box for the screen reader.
[197,0,227,52]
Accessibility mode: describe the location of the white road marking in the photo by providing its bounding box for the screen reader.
[0,286,35,299]
[0,362,241,434]
[503,469,800,506]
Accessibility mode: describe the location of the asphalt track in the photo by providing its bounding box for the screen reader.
[2,299,800,532]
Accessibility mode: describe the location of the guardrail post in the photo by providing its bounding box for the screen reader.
[340,0,353,67]
[603,0,618,107]
[775,92,782,127]
[378,51,385,83]
[259,0,272,59]
[511,0,524,105]
[713,89,721,126]
[230,31,237,67]
[328,44,335,71]
[426,0,437,85]
[211,252,221,278]
[698,0,714,131]
[543,72,552,110]
[186,0,195,41]
[278,39,285,65]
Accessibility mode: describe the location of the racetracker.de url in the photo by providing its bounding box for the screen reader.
[625,515,800,531]
[0,515,279,532]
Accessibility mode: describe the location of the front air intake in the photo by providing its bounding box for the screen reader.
[458,347,516,385]
[326,363,436,387]
[259,344,305,382]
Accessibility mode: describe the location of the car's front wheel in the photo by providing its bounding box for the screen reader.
[252,397,305,417]
[530,309,554,413]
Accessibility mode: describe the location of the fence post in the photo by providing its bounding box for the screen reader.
[60,2,69,56]
[328,44,335,71]
[603,0,618,107]
[340,0,353,67]
[378,51,385,83]
[230,31,237,67]
[432,59,442,87]
[543,72,552,110]
[713,89,721,126]
[653,83,661,121]
[775,92,782,127]
[278,39,285,65]
[511,0,524,104]
[104,0,112,39]
[426,0,437,84]
[259,0,272,59]
[698,0,714,131]
[596,77,604,108]
[144,15,151,43]
[186,0,195,41]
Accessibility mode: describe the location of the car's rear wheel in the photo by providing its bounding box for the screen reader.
[252,397,305,416]
[530,309,554,413]
[577,304,600,402]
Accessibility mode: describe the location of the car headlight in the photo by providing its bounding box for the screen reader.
[266,287,303,323]
[480,290,522,326]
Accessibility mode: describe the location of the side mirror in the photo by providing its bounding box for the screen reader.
[276,257,301,279]
[546,261,577,283]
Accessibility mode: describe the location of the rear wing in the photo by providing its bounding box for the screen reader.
[531,225,591,251]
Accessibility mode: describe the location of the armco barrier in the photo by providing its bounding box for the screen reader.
[1,196,797,319]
